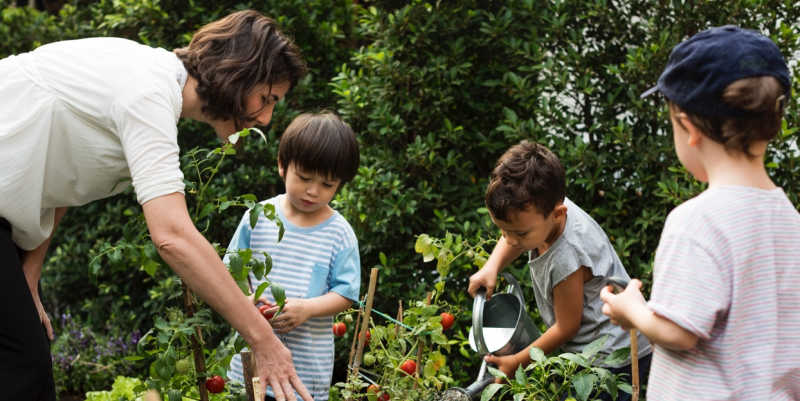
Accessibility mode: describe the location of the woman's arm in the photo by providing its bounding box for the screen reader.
[141,192,312,401]
[21,207,68,340]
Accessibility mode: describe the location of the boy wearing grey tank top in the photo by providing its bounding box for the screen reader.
[468,141,651,401]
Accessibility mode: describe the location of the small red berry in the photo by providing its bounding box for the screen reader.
[333,321,347,337]
[440,312,455,331]
[205,375,225,393]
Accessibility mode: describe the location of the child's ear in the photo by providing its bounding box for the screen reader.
[277,159,285,179]
[677,114,704,147]
[553,203,567,219]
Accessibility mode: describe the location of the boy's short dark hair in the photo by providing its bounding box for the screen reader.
[278,112,360,186]
[175,10,307,130]
[669,76,787,157]
[486,141,565,221]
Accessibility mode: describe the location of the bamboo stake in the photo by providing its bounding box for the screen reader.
[413,292,432,388]
[183,284,209,401]
[143,390,161,401]
[347,305,364,368]
[241,350,257,401]
[630,329,640,401]
[350,268,379,376]
[253,377,264,401]
[394,300,403,337]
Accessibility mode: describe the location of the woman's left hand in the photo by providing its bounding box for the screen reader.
[269,298,312,334]
[23,260,54,340]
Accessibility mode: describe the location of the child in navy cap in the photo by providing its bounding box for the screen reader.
[600,26,800,400]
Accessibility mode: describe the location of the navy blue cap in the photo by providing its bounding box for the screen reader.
[641,25,791,117]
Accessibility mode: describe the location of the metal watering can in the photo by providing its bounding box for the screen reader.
[438,272,541,401]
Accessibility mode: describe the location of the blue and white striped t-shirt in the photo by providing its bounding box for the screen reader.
[226,194,361,400]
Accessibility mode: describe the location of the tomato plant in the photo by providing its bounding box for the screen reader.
[399,359,416,376]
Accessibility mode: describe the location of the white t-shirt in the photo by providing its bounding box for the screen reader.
[0,38,187,250]
[647,186,800,400]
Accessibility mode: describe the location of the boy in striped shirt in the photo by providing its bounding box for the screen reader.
[227,112,361,401]
[600,26,800,400]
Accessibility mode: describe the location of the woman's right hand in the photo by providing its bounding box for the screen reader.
[251,336,313,401]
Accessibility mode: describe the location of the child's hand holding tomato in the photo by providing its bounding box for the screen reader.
[269,298,312,334]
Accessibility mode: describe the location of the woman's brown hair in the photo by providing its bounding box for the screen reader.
[670,76,788,157]
[175,10,307,129]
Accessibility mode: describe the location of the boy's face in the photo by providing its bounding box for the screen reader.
[490,203,566,252]
[279,162,341,217]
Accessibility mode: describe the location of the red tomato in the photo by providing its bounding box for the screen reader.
[399,359,417,376]
[205,375,225,393]
[440,312,455,331]
[258,303,276,320]
[379,392,390,401]
[360,329,371,344]
[333,321,347,337]
[367,384,380,394]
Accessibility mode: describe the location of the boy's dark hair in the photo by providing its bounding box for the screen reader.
[175,10,307,130]
[669,76,787,157]
[486,141,565,221]
[278,112,360,186]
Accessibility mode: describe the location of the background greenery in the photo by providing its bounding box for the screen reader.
[2,0,798,398]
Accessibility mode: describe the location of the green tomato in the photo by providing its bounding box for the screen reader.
[363,353,376,366]
[175,357,193,375]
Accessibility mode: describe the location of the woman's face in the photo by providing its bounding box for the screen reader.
[211,81,291,142]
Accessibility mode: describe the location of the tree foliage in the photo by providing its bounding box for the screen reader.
[1,0,797,396]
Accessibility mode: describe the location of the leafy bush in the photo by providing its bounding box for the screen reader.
[2,0,798,398]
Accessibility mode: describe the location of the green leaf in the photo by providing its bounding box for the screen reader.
[379,252,388,266]
[604,347,630,366]
[253,282,270,301]
[514,364,527,385]
[560,352,591,368]
[250,204,262,228]
[582,335,608,358]
[271,284,286,306]
[487,365,507,380]
[529,346,546,363]
[572,373,597,401]
[481,383,504,401]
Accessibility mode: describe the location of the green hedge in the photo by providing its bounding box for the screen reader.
[2,0,798,396]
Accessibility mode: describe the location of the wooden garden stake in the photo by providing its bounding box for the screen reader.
[395,300,403,337]
[143,390,162,401]
[630,329,640,401]
[253,377,264,401]
[183,283,209,401]
[347,304,364,368]
[241,350,257,401]
[350,268,379,375]
[413,292,433,387]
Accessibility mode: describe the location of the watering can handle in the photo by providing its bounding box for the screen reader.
[502,272,526,308]
[472,288,489,355]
